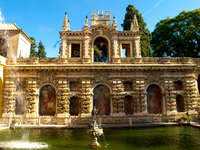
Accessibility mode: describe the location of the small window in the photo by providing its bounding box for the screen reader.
[121,44,131,58]
[174,81,183,90]
[71,43,80,57]
[69,81,80,92]
[123,81,133,91]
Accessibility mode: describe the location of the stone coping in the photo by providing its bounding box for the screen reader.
[5,57,199,66]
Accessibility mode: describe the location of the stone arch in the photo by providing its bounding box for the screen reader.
[69,96,80,116]
[92,35,111,63]
[146,84,162,114]
[198,75,200,94]
[176,95,184,112]
[39,84,56,116]
[124,95,134,115]
[93,84,111,115]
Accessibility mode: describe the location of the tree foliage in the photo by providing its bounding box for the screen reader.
[30,37,38,58]
[122,4,152,57]
[152,9,200,57]
[37,41,46,58]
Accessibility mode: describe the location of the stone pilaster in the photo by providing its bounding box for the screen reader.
[60,38,67,58]
[112,36,120,63]
[80,79,92,116]
[56,80,70,116]
[134,80,145,113]
[164,80,176,114]
[184,79,198,112]
[112,80,124,115]
[25,80,38,118]
[82,35,91,63]
[134,36,141,58]
[2,79,16,117]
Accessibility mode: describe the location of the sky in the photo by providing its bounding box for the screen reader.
[0,0,199,57]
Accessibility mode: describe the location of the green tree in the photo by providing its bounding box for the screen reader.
[30,37,38,58]
[37,41,46,58]
[151,9,200,57]
[122,4,152,57]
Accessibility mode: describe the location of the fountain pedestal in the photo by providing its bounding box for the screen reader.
[88,107,104,149]
[89,137,101,149]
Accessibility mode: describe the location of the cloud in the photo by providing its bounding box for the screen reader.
[0,8,4,23]
[143,0,165,16]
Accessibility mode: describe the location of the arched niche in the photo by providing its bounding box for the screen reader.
[93,84,111,115]
[69,96,80,116]
[147,84,162,114]
[124,95,134,115]
[176,95,184,112]
[39,84,56,116]
[93,37,109,63]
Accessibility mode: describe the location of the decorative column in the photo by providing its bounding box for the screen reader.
[80,79,93,116]
[82,35,91,63]
[134,80,146,113]
[112,80,124,115]
[184,79,198,113]
[25,79,38,120]
[112,36,120,63]
[164,80,176,114]
[2,79,16,118]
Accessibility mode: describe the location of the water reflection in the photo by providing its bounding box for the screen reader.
[0,127,200,150]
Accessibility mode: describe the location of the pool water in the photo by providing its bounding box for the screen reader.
[0,126,200,150]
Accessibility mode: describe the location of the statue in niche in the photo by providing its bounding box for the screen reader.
[39,85,56,116]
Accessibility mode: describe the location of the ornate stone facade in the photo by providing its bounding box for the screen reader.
[1,11,200,127]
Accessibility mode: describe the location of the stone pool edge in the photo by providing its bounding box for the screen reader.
[1,122,200,130]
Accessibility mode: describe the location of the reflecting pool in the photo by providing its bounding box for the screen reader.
[0,126,200,150]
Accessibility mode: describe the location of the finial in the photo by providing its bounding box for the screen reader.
[112,16,117,30]
[63,12,70,31]
[84,16,89,28]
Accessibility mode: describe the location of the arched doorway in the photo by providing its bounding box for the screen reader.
[147,84,162,114]
[93,37,109,62]
[93,84,111,115]
[39,84,56,116]
[124,95,134,115]
[69,96,80,116]
[176,95,184,112]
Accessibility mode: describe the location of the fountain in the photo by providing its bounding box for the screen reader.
[89,107,104,149]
